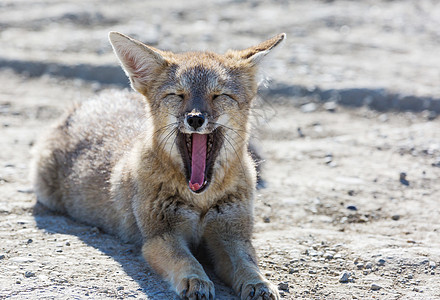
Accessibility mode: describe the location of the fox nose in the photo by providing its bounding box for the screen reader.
[186,114,205,130]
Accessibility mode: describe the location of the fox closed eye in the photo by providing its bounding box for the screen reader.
[165,93,185,99]
[213,94,235,101]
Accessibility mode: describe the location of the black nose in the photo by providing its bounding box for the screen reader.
[187,114,205,130]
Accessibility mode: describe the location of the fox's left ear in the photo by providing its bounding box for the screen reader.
[108,31,168,94]
[232,33,286,65]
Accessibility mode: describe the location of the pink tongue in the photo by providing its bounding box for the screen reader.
[189,133,207,191]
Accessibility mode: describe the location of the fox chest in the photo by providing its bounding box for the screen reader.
[143,197,247,245]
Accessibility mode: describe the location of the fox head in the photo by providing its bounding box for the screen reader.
[109,32,285,194]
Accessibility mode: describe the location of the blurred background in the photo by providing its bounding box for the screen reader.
[1,0,439,111]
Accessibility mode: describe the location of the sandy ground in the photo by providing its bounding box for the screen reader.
[1,0,439,299]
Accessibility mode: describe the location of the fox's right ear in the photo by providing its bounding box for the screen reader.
[228,33,286,66]
[109,31,167,93]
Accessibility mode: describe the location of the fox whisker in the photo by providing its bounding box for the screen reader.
[157,126,178,155]
[216,129,246,176]
[212,123,246,143]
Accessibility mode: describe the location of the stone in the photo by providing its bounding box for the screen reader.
[24,271,36,278]
[376,258,386,266]
[339,271,350,283]
[324,101,337,112]
[301,102,317,113]
[399,172,409,186]
[278,282,289,291]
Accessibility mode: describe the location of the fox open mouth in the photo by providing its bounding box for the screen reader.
[177,129,222,193]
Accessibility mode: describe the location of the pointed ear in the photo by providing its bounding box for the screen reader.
[229,33,286,65]
[108,31,167,93]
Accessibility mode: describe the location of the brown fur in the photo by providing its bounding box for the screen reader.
[31,32,285,300]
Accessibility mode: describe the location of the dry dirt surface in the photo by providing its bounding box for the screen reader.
[1,0,439,299]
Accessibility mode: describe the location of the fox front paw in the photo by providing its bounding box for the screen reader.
[241,281,280,300]
[178,276,215,300]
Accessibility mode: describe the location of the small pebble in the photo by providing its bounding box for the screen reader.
[371,283,382,291]
[391,215,400,221]
[324,154,333,164]
[399,172,409,186]
[301,102,317,113]
[365,262,373,269]
[347,205,357,211]
[0,254,5,260]
[376,258,386,266]
[289,268,298,274]
[27,239,33,244]
[278,282,289,291]
[24,271,36,278]
[117,286,124,291]
[324,101,337,112]
[297,127,305,138]
[339,271,351,283]
[429,261,436,269]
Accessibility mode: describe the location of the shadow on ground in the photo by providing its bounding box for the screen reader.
[33,202,237,300]
[2,57,440,114]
